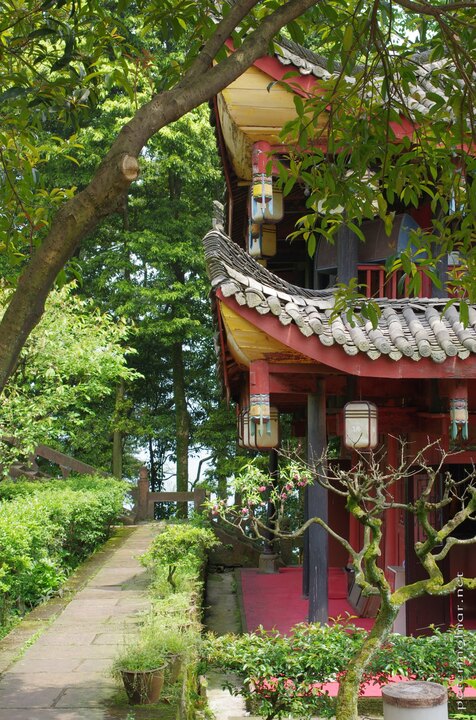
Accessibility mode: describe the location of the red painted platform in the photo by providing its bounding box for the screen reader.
[239,566,374,634]
[238,566,476,699]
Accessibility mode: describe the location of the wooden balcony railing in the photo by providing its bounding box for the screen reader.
[357,264,432,300]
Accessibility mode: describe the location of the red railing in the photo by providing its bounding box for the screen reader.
[357,265,432,299]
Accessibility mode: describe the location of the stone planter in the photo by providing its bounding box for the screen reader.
[120,666,166,704]
[382,681,448,720]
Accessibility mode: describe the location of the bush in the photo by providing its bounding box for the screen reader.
[0,475,126,627]
[141,523,219,593]
[205,622,476,720]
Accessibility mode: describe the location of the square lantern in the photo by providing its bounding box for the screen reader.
[248,222,277,258]
[237,407,280,449]
[450,397,469,441]
[344,401,378,449]
[250,185,284,224]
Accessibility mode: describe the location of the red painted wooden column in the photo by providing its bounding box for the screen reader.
[249,359,270,409]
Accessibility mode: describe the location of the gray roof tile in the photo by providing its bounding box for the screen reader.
[274,37,457,119]
[204,229,476,364]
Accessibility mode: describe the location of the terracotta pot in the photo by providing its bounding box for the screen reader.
[120,666,165,704]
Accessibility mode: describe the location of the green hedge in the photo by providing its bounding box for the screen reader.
[206,623,476,719]
[0,476,126,627]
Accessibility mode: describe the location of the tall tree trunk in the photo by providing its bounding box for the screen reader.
[335,600,398,720]
[217,473,228,499]
[112,379,125,479]
[172,341,190,518]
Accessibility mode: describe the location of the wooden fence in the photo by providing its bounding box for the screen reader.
[3,437,107,479]
[135,467,207,520]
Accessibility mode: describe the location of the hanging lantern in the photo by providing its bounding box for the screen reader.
[248,221,277,258]
[450,397,469,441]
[250,142,284,223]
[237,403,280,450]
[343,401,378,449]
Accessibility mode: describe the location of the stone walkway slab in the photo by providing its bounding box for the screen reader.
[0,523,162,719]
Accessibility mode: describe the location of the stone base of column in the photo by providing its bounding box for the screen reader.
[258,552,279,574]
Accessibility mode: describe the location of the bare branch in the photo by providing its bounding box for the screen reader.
[394,0,476,16]
[184,0,260,82]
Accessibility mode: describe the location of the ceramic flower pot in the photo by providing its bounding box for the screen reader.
[120,665,166,704]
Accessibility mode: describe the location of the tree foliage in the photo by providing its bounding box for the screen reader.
[0,283,138,473]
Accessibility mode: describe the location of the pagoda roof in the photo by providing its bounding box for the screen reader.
[271,38,457,118]
[204,229,476,372]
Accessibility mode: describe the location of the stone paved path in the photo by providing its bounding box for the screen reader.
[0,523,162,720]
[204,571,247,720]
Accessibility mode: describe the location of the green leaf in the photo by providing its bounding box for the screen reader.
[459,300,469,328]
[343,24,354,52]
[51,33,75,72]
[283,175,296,197]
[363,302,379,329]
[307,233,317,257]
[347,222,365,243]
[293,94,304,117]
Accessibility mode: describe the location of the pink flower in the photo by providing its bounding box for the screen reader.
[241,508,249,516]
[281,492,287,500]
[258,485,267,492]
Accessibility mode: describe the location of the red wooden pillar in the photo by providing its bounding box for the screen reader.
[249,360,270,403]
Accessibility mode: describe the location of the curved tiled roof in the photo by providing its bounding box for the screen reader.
[275,37,455,117]
[204,229,476,364]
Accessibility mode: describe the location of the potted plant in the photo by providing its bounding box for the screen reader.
[112,635,167,705]
[143,619,198,685]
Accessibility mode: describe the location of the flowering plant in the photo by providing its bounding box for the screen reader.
[204,624,476,719]
[206,457,313,541]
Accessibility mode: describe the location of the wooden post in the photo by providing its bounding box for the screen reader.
[259,448,279,573]
[302,485,309,597]
[385,435,399,569]
[337,224,359,285]
[137,466,150,521]
[307,380,328,624]
[193,488,206,513]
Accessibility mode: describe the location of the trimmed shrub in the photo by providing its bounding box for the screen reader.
[205,622,476,719]
[0,476,126,627]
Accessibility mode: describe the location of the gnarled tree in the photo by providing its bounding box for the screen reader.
[213,442,476,720]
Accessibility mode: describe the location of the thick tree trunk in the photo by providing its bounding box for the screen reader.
[172,341,190,518]
[335,600,399,720]
[112,379,125,479]
[0,0,321,394]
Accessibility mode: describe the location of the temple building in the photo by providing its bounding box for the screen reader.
[203,37,476,634]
